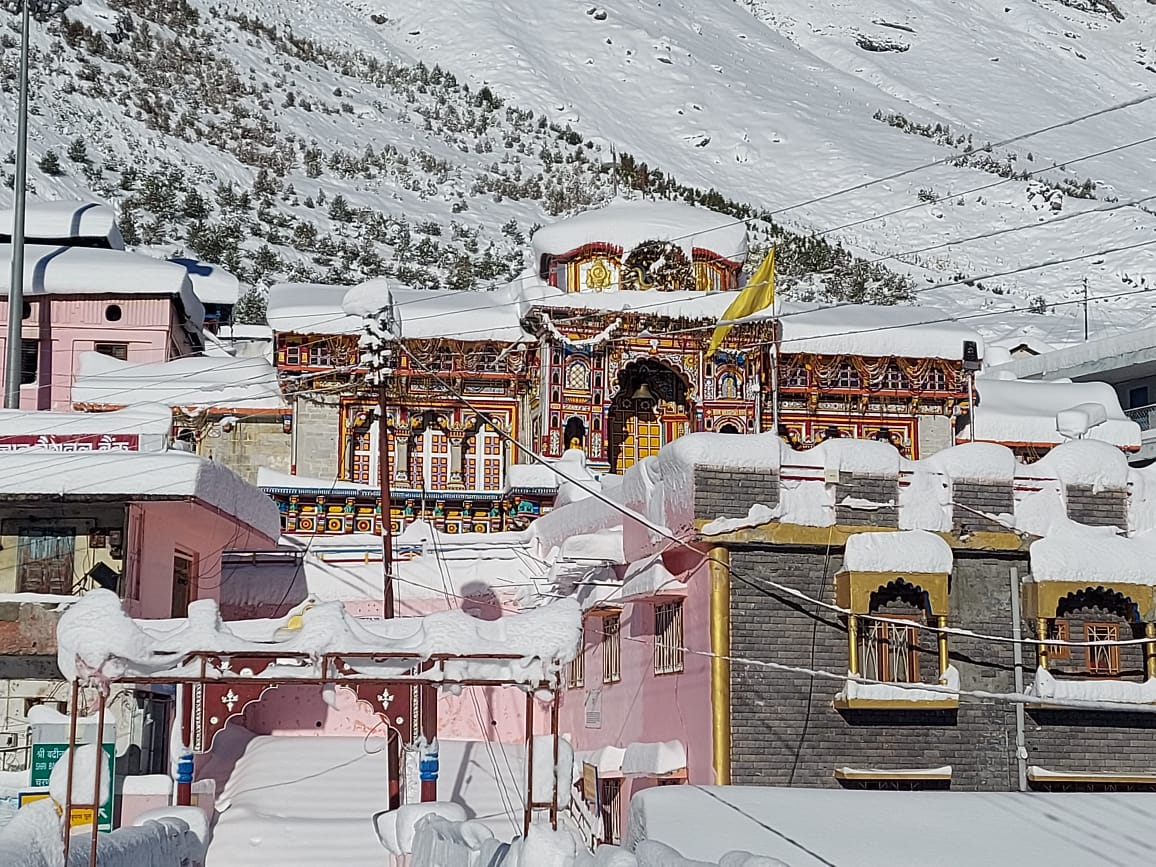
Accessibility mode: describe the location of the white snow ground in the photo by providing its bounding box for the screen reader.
[203,735,531,865]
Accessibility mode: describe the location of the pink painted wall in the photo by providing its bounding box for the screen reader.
[229,586,547,744]
[124,499,278,620]
[0,296,196,411]
[558,557,714,803]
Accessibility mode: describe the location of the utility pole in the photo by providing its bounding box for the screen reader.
[1083,277,1089,342]
[4,0,32,408]
[378,380,394,618]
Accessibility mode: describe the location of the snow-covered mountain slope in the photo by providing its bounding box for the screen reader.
[1,0,1154,348]
[389,0,1156,346]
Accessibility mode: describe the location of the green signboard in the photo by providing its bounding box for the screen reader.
[29,741,115,831]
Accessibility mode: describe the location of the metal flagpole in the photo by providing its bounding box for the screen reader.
[4,0,32,407]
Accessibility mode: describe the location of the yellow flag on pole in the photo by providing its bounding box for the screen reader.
[707,247,775,356]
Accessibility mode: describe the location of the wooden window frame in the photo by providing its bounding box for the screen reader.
[599,777,623,844]
[859,615,920,684]
[1085,621,1121,676]
[567,636,585,689]
[1047,619,1071,661]
[654,601,685,675]
[602,615,621,685]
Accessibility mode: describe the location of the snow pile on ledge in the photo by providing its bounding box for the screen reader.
[1027,523,1152,584]
[963,378,1139,448]
[837,666,960,704]
[921,441,1018,482]
[57,589,580,685]
[620,741,687,776]
[843,530,953,573]
[1028,667,1156,705]
[169,257,241,306]
[1030,438,1131,490]
[1,201,122,247]
[73,352,285,410]
[0,405,172,452]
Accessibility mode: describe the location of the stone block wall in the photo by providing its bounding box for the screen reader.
[952,480,1014,534]
[726,544,1156,791]
[200,417,291,484]
[728,548,1022,791]
[1066,484,1128,529]
[294,394,342,480]
[833,472,898,527]
[693,466,780,522]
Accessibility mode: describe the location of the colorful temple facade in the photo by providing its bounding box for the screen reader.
[266,201,988,536]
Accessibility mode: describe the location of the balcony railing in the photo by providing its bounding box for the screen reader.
[1125,403,1156,430]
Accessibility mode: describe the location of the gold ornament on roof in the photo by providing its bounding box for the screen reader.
[586,258,613,290]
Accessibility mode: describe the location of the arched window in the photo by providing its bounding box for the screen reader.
[565,360,591,391]
[718,372,740,400]
[564,417,587,449]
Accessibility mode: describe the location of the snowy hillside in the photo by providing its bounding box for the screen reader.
[1,0,1154,346]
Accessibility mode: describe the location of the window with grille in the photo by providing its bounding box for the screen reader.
[882,364,907,390]
[599,777,623,844]
[20,339,37,385]
[925,366,949,391]
[1085,622,1121,676]
[654,601,684,675]
[565,361,591,391]
[1046,619,1071,661]
[859,616,920,683]
[782,365,809,389]
[94,342,129,361]
[834,363,860,389]
[602,615,621,684]
[567,640,585,689]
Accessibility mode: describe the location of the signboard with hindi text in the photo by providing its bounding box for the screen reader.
[29,727,115,832]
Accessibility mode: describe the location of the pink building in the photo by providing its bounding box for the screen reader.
[0,243,204,411]
[0,447,281,615]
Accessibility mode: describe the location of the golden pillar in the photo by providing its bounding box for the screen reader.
[847,614,859,676]
[937,615,949,676]
[1146,623,1156,680]
[708,547,731,786]
[1036,618,1049,670]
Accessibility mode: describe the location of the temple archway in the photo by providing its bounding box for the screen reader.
[608,358,692,473]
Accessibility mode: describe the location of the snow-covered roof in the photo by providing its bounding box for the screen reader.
[72,352,286,410]
[625,785,1156,866]
[1028,522,1153,585]
[0,405,172,452]
[843,529,953,573]
[963,377,1140,448]
[266,282,363,335]
[342,281,530,342]
[56,588,580,684]
[0,201,123,249]
[170,258,242,306]
[0,449,281,538]
[530,200,748,263]
[530,289,983,360]
[0,244,203,325]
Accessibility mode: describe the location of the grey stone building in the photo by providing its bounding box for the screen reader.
[693,453,1156,793]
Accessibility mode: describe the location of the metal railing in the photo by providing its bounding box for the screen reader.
[1125,403,1156,430]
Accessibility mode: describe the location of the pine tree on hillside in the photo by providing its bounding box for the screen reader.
[38,151,64,176]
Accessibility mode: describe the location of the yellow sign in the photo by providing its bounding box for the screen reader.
[582,762,599,804]
[69,807,96,827]
[17,791,49,808]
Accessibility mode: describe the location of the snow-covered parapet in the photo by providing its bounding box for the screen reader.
[843,530,953,574]
[1028,667,1156,706]
[530,200,749,263]
[962,377,1139,449]
[57,589,581,686]
[1027,522,1156,585]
